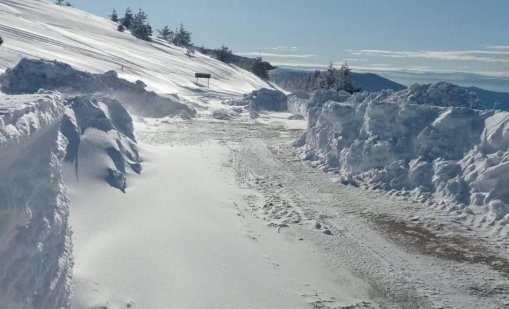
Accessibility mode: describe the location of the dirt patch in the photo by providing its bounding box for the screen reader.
[370,214,509,277]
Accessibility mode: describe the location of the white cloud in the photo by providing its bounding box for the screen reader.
[349,64,509,78]
[485,45,509,50]
[350,49,509,63]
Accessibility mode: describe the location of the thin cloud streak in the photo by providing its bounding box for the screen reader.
[237,52,315,59]
[350,49,509,63]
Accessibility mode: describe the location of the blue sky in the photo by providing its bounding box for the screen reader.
[72,0,509,91]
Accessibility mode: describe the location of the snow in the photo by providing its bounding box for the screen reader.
[69,132,372,309]
[1,59,196,118]
[300,82,509,231]
[247,88,288,112]
[0,0,270,99]
[1,1,508,308]
[61,95,141,191]
[0,92,72,309]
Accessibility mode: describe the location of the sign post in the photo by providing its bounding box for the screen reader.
[195,73,211,88]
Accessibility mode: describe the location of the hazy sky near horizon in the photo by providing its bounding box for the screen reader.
[71,0,509,90]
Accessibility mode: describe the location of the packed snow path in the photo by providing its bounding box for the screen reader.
[68,120,376,309]
[69,111,509,309]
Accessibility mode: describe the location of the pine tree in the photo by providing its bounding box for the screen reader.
[121,7,134,29]
[319,62,337,90]
[55,0,64,5]
[316,62,359,93]
[131,9,152,41]
[172,23,191,47]
[337,62,359,93]
[0,36,3,46]
[157,26,174,41]
[251,57,269,79]
[215,44,232,63]
[110,9,118,23]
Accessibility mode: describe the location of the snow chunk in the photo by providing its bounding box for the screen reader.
[395,82,480,109]
[247,88,288,112]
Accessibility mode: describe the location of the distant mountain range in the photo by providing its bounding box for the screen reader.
[269,67,509,110]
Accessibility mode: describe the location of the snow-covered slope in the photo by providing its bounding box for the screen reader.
[0,0,270,97]
[0,92,72,309]
[298,83,509,230]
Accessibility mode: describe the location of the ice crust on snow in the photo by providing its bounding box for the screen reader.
[0,92,72,309]
[300,82,509,224]
[0,59,196,118]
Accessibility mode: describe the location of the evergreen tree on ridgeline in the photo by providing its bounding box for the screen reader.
[131,9,152,41]
[157,26,174,42]
[110,9,118,22]
[120,7,134,29]
[172,23,192,47]
[215,44,233,63]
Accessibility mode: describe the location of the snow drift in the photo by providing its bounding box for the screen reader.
[1,59,195,118]
[0,92,72,309]
[299,82,509,225]
[61,95,141,192]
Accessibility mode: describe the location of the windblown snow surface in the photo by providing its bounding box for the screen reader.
[297,82,509,240]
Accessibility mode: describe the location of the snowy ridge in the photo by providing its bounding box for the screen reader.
[299,83,509,230]
[0,92,72,309]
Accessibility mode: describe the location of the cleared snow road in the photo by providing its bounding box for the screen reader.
[68,119,375,309]
[69,113,509,309]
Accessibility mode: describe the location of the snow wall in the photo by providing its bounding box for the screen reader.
[0,89,142,307]
[0,92,72,309]
[298,82,509,225]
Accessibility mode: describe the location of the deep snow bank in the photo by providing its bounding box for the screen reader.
[0,92,72,309]
[300,82,509,225]
[1,59,195,118]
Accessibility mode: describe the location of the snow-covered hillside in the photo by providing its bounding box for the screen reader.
[0,0,270,97]
[298,83,509,232]
[0,92,72,309]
